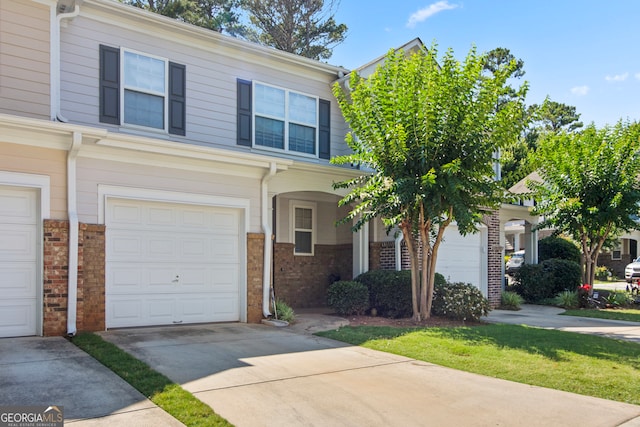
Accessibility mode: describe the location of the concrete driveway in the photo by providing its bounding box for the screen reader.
[99,320,640,427]
[0,336,183,426]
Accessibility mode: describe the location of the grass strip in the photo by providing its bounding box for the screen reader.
[71,332,233,427]
[317,323,640,405]
[562,308,640,322]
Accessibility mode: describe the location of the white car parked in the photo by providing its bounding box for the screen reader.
[506,250,525,274]
[624,257,640,283]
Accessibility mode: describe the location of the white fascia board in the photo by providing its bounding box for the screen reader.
[0,114,107,149]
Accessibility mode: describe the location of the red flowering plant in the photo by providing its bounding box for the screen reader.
[577,284,591,308]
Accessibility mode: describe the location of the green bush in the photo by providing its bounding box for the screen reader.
[432,282,491,321]
[513,259,581,303]
[554,290,579,309]
[327,280,370,315]
[538,236,581,263]
[500,291,524,310]
[594,266,612,281]
[274,299,295,322]
[355,270,445,318]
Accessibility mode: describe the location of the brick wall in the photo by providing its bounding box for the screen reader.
[485,210,502,308]
[273,243,352,308]
[597,252,631,280]
[43,220,69,336]
[77,224,105,332]
[43,220,107,336]
[246,233,265,323]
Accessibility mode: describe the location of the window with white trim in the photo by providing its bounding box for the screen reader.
[254,82,318,155]
[292,202,316,255]
[122,49,168,130]
[612,242,622,260]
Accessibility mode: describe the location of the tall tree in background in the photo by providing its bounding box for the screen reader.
[122,0,245,34]
[333,44,527,320]
[242,0,347,60]
[529,121,640,286]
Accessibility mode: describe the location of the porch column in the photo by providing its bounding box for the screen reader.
[513,233,521,252]
[523,222,538,264]
[353,220,369,277]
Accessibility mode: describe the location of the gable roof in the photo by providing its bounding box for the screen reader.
[509,171,543,195]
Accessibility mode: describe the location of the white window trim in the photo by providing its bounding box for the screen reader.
[291,200,317,256]
[252,81,319,158]
[611,242,622,260]
[121,48,169,133]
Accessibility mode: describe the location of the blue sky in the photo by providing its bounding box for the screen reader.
[329,1,640,127]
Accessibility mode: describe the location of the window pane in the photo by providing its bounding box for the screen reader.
[289,123,316,154]
[124,51,165,93]
[295,231,312,254]
[124,90,164,129]
[295,207,312,229]
[255,116,284,149]
[289,92,316,125]
[255,84,285,118]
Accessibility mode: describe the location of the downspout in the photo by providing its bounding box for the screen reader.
[395,232,404,271]
[67,132,82,336]
[261,162,277,318]
[52,3,81,122]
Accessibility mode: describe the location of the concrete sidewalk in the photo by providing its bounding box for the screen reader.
[99,320,640,427]
[0,336,183,426]
[485,304,640,343]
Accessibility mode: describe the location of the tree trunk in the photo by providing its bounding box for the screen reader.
[400,222,421,321]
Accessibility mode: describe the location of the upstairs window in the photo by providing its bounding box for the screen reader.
[100,45,186,136]
[254,82,318,155]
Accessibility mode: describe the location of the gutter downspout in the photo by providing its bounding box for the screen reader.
[52,3,80,122]
[395,232,404,271]
[67,132,81,336]
[261,162,277,318]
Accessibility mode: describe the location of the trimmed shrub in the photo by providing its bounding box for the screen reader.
[513,258,581,302]
[355,270,446,318]
[538,236,581,263]
[554,290,579,309]
[327,280,369,315]
[432,282,491,321]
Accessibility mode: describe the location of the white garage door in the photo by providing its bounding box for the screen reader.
[0,186,38,338]
[436,225,485,290]
[106,198,241,328]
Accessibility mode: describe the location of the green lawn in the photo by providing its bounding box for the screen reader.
[562,308,640,322]
[72,333,233,427]
[317,324,640,405]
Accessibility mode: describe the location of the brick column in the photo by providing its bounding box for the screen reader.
[43,220,69,336]
[246,233,265,323]
[486,210,502,308]
[77,224,105,332]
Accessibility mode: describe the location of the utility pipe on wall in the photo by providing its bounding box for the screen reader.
[66,132,82,336]
[261,162,277,318]
[52,3,80,122]
[395,232,404,271]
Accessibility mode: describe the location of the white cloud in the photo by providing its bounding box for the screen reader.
[605,72,629,82]
[571,86,589,96]
[406,1,459,28]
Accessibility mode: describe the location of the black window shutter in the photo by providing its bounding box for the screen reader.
[99,45,120,125]
[169,62,186,136]
[237,79,252,147]
[319,98,330,159]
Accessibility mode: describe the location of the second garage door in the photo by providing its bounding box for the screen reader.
[436,225,486,291]
[106,198,242,328]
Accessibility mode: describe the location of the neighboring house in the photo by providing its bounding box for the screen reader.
[0,0,503,338]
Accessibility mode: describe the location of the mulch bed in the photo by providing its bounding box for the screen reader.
[343,314,484,328]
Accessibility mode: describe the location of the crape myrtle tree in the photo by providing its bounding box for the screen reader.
[529,121,640,287]
[332,44,528,320]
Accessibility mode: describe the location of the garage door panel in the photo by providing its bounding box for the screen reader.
[0,187,38,338]
[436,226,482,286]
[106,198,242,328]
[0,299,36,337]
[0,264,36,297]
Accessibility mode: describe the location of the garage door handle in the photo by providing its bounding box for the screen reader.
[173,320,183,324]
[172,275,179,283]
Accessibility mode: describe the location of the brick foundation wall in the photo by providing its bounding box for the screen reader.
[274,243,352,308]
[43,220,69,336]
[597,253,632,280]
[43,220,107,336]
[77,224,105,332]
[246,233,265,323]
